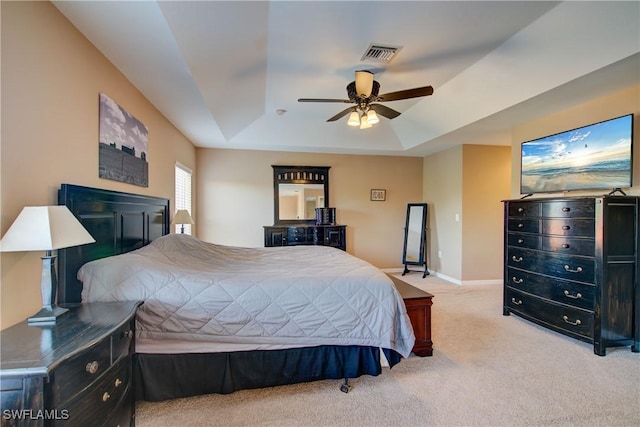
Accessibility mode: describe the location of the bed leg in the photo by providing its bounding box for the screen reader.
[340,378,351,393]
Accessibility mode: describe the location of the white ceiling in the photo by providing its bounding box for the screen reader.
[53,1,640,157]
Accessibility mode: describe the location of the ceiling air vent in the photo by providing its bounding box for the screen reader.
[361,44,402,63]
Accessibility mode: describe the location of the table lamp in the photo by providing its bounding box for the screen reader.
[0,206,95,324]
[171,209,194,234]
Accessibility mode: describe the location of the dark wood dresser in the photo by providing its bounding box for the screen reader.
[0,301,141,426]
[264,224,346,251]
[503,196,639,356]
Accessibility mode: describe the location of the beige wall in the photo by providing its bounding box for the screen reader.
[462,145,511,282]
[196,149,423,268]
[423,145,511,284]
[0,2,196,328]
[510,85,640,198]
[424,85,639,286]
[423,146,463,280]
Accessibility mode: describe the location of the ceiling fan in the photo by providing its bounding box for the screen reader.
[298,70,433,129]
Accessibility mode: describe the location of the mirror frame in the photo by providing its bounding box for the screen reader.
[272,165,330,225]
[402,203,430,278]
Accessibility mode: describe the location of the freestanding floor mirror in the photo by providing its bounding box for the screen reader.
[402,203,429,278]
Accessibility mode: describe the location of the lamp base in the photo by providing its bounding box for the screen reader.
[28,305,69,325]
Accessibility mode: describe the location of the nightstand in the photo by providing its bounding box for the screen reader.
[0,301,141,426]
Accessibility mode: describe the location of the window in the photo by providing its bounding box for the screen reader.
[175,163,193,235]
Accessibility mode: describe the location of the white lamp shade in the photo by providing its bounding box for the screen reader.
[367,110,379,125]
[347,111,360,127]
[359,114,372,129]
[172,209,194,225]
[355,70,374,98]
[0,206,95,252]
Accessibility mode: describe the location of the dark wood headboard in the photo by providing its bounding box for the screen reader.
[57,184,170,304]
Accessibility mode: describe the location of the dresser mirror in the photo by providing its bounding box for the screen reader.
[272,165,330,224]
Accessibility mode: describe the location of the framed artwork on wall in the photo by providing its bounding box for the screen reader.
[98,93,149,187]
[371,189,386,201]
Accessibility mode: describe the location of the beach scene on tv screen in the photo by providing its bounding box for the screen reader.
[521,115,632,193]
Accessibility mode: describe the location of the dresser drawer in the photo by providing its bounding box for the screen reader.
[287,227,313,244]
[507,233,541,250]
[542,218,594,237]
[103,388,134,427]
[264,227,287,246]
[112,319,135,363]
[50,338,111,405]
[506,267,595,310]
[507,248,595,283]
[506,288,594,339]
[541,236,595,257]
[56,357,131,426]
[508,202,541,218]
[542,200,595,218]
[507,218,540,233]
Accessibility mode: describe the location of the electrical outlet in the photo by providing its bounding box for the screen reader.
[438,250,442,258]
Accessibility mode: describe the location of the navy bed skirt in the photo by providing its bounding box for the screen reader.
[134,345,402,401]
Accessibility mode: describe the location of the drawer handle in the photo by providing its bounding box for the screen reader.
[122,330,134,339]
[517,239,524,244]
[562,225,571,230]
[512,277,523,284]
[517,207,524,213]
[511,297,523,305]
[115,378,122,387]
[562,244,570,249]
[86,361,99,374]
[102,392,111,402]
[511,256,523,263]
[517,223,524,228]
[562,207,571,212]
[562,315,581,326]
[563,290,583,300]
[564,265,583,273]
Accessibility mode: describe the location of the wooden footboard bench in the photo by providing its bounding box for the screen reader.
[388,275,434,357]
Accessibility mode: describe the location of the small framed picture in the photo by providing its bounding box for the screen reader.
[370,189,386,201]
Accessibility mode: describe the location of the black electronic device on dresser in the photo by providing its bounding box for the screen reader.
[503,196,639,356]
[265,165,347,251]
[0,301,141,426]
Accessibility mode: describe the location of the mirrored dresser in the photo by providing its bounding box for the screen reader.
[265,165,347,251]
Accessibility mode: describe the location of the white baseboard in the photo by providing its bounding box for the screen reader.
[435,272,501,286]
[459,279,503,286]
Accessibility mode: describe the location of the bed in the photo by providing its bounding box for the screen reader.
[57,184,415,401]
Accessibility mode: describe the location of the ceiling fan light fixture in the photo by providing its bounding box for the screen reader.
[347,111,360,126]
[359,114,372,129]
[367,110,379,125]
[355,70,374,98]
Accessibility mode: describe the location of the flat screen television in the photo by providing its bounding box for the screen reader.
[520,114,634,195]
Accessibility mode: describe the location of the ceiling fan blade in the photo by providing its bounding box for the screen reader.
[377,86,434,102]
[298,98,352,103]
[326,107,355,122]
[370,104,401,120]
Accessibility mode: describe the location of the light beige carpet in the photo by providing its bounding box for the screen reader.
[136,274,640,426]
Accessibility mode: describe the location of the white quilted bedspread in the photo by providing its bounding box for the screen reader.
[79,234,415,358]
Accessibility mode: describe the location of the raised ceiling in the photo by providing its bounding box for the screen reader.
[53,1,640,157]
